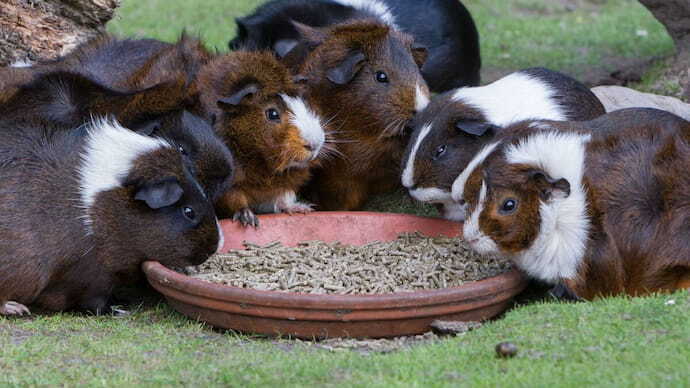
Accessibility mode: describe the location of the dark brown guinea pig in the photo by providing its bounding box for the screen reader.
[54,33,211,92]
[286,20,430,210]
[196,51,326,226]
[0,117,223,316]
[0,70,234,203]
[455,108,690,300]
[402,68,605,221]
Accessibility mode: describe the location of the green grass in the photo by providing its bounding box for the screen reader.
[2,1,687,386]
[2,291,688,386]
[108,0,675,83]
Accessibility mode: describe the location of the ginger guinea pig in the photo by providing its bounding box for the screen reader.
[196,51,326,226]
[402,68,605,221]
[454,108,690,300]
[286,20,429,211]
[0,118,223,316]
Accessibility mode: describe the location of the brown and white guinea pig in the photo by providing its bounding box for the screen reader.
[229,0,481,91]
[453,108,690,300]
[0,70,234,202]
[0,117,223,316]
[284,20,429,210]
[401,68,605,221]
[195,51,326,226]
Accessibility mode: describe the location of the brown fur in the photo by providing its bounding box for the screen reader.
[0,120,219,315]
[288,20,429,210]
[462,108,690,299]
[195,51,319,222]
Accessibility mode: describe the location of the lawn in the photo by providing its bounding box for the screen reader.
[2,0,688,386]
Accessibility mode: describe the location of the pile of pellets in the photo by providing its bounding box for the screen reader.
[186,233,511,294]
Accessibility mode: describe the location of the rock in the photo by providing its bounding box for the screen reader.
[430,320,482,336]
[591,85,690,120]
[0,0,120,66]
[495,341,518,358]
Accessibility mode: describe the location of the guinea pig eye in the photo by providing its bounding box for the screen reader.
[375,71,389,83]
[178,145,187,155]
[499,199,518,215]
[266,108,281,121]
[433,145,447,159]
[182,206,196,221]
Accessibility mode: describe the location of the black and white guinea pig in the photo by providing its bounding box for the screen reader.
[229,0,481,91]
[0,70,234,203]
[0,117,223,316]
[401,67,605,221]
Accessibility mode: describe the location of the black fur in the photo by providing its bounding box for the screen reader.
[0,119,219,315]
[229,0,481,91]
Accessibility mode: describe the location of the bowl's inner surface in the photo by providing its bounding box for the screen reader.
[217,212,462,251]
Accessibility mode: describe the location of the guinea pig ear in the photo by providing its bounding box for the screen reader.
[530,171,571,201]
[326,50,366,85]
[217,83,259,108]
[134,178,184,210]
[411,43,428,68]
[130,119,161,136]
[274,39,299,58]
[455,121,498,137]
[292,21,327,47]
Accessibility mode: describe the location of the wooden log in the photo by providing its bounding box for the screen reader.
[0,0,120,66]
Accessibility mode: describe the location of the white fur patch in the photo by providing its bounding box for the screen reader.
[451,141,500,202]
[10,59,33,68]
[452,71,567,127]
[280,94,325,159]
[401,123,432,188]
[215,219,225,253]
[463,182,498,254]
[415,83,430,113]
[79,118,170,217]
[408,187,466,221]
[505,130,591,283]
[333,0,397,28]
[441,202,467,222]
[409,186,450,203]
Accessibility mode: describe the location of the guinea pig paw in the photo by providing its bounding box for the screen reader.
[548,283,583,302]
[110,306,131,317]
[233,208,259,228]
[0,301,31,316]
[279,201,314,214]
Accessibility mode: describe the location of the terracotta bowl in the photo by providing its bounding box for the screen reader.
[143,212,527,339]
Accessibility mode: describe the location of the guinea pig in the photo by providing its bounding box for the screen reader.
[401,68,606,221]
[195,51,326,226]
[0,70,234,203]
[453,108,690,300]
[229,0,481,90]
[0,117,223,316]
[284,20,429,211]
[54,33,211,91]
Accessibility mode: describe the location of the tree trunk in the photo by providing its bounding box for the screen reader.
[639,0,690,56]
[638,0,690,100]
[0,0,120,66]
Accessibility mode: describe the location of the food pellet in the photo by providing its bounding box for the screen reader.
[185,232,511,294]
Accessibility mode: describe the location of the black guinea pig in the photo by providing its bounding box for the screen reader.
[229,0,481,91]
[0,117,223,316]
[401,67,605,220]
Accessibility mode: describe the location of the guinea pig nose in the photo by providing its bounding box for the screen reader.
[304,144,314,152]
[458,199,466,205]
